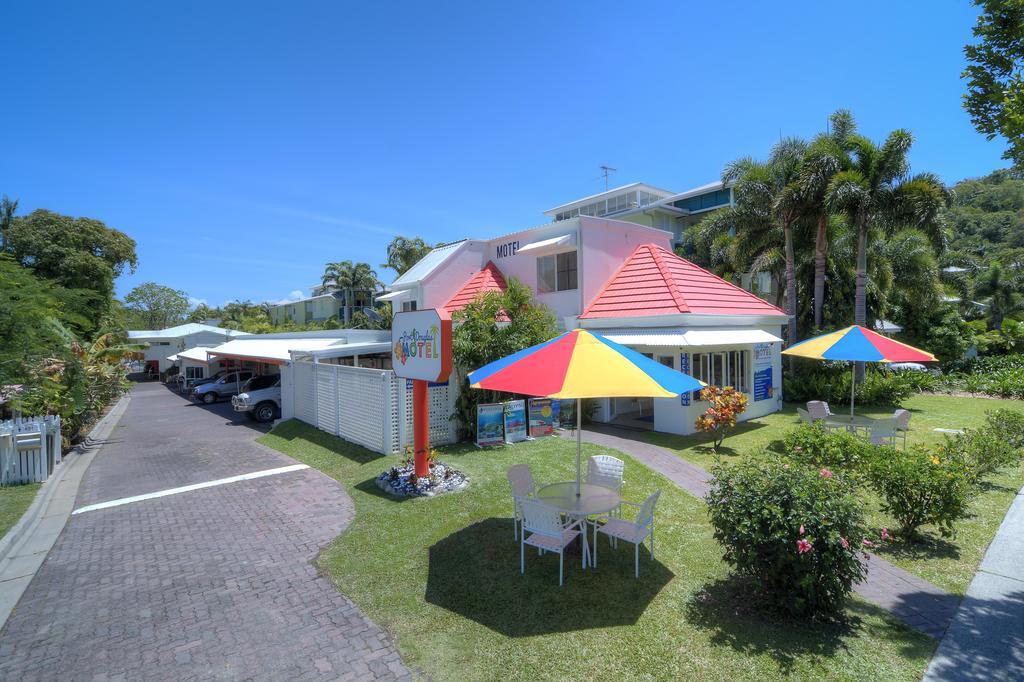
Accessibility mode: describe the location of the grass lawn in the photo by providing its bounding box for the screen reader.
[0,483,40,540]
[260,421,933,681]
[642,394,1024,595]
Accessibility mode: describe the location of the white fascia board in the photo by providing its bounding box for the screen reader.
[579,313,789,329]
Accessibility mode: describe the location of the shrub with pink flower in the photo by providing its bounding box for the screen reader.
[819,468,833,479]
[706,456,869,618]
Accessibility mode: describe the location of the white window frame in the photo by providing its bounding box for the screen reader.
[536,250,578,293]
[691,349,750,394]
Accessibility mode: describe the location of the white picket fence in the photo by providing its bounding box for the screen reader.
[291,361,457,454]
[0,415,62,486]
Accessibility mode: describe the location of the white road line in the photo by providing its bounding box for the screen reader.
[72,464,310,515]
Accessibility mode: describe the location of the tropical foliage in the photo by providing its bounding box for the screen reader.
[706,457,870,618]
[693,386,748,452]
[317,260,382,324]
[382,235,435,276]
[124,282,191,330]
[451,277,558,439]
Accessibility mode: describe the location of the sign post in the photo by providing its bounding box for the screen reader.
[392,309,453,477]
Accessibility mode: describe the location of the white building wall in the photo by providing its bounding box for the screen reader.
[420,241,488,310]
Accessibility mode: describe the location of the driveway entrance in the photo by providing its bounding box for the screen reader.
[0,382,408,680]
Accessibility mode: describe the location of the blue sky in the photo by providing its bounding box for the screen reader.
[0,1,1006,308]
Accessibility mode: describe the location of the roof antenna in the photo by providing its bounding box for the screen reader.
[599,165,617,191]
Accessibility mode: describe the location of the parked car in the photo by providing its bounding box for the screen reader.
[192,371,254,405]
[231,375,282,423]
[189,370,229,389]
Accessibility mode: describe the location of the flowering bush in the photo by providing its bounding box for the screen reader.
[866,444,974,539]
[694,386,749,452]
[986,408,1024,451]
[705,457,869,618]
[938,429,1020,483]
[782,423,873,472]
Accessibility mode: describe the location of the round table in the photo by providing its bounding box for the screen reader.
[536,482,622,567]
[824,414,877,435]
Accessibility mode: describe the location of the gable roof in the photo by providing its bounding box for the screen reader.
[579,243,787,319]
[127,323,246,340]
[443,262,508,315]
[389,240,467,289]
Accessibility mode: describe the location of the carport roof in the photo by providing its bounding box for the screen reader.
[207,337,390,365]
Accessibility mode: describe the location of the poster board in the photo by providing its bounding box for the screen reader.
[753,342,774,401]
[503,400,528,443]
[528,398,554,437]
[476,403,505,447]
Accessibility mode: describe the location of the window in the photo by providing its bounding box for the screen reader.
[537,251,578,293]
[185,366,204,380]
[691,350,750,394]
[401,300,417,312]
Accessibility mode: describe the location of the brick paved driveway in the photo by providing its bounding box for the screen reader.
[0,381,409,680]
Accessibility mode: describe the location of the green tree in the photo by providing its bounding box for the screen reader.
[124,282,190,330]
[0,256,64,385]
[963,0,1024,170]
[4,209,137,333]
[382,236,434,276]
[801,110,855,329]
[826,129,949,377]
[976,262,1023,329]
[319,260,381,324]
[451,277,558,439]
[186,303,219,324]
[720,137,808,347]
[0,195,17,251]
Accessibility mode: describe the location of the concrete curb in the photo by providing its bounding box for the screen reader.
[0,393,131,630]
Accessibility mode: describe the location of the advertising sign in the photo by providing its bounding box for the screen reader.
[392,309,453,382]
[551,399,561,428]
[476,403,505,447]
[679,353,691,406]
[528,398,554,437]
[753,342,774,402]
[503,400,528,443]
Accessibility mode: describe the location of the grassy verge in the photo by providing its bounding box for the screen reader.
[641,395,1024,594]
[260,421,932,681]
[0,483,41,540]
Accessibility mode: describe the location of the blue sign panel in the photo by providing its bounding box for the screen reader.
[679,353,690,406]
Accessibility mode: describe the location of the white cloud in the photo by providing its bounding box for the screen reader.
[270,289,306,305]
[188,296,208,308]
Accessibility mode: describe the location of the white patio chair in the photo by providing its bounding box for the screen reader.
[806,401,833,421]
[797,408,815,425]
[506,464,536,540]
[586,455,625,493]
[518,497,584,586]
[894,409,911,448]
[869,417,899,447]
[593,490,661,578]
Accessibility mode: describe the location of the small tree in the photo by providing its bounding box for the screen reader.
[124,282,190,329]
[451,277,557,439]
[694,386,748,452]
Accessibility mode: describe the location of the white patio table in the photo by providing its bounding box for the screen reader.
[536,481,622,568]
[823,413,878,435]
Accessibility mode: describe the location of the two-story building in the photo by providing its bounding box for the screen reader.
[381,213,787,435]
[268,289,376,326]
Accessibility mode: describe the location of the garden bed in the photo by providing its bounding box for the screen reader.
[376,461,468,498]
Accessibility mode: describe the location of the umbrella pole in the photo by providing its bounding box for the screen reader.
[850,363,856,418]
[576,400,582,497]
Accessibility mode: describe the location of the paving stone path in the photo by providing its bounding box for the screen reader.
[582,425,961,639]
[0,382,409,680]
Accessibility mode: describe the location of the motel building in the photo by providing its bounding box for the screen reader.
[382,207,788,436]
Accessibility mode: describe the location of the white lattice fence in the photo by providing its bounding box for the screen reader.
[289,361,456,454]
[400,379,457,449]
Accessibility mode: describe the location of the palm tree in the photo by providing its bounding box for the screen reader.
[800,110,855,329]
[320,260,382,325]
[976,263,1023,330]
[721,137,808,347]
[826,129,949,377]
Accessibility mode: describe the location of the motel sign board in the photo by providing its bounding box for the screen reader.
[391,309,453,383]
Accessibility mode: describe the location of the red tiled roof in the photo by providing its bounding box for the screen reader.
[579,243,787,319]
[443,261,508,315]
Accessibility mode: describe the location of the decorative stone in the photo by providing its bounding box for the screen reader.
[375,461,469,499]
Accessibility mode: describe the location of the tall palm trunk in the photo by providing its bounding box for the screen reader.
[854,217,869,382]
[813,213,828,329]
[783,222,797,347]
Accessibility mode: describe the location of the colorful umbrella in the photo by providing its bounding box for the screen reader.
[469,328,703,495]
[782,325,936,416]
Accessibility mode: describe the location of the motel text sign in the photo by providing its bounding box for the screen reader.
[391,309,453,383]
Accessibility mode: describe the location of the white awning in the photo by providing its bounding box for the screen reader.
[376,290,411,302]
[208,338,356,365]
[516,233,576,256]
[176,347,214,363]
[599,328,782,347]
[303,341,392,360]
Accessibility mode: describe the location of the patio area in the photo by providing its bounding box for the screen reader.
[259,420,934,681]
